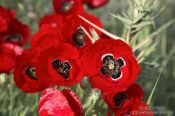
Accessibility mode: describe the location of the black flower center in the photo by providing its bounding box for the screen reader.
[72,28,86,48]
[114,92,128,108]
[51,59,71,80]
[25,67,38,80]
[100,55,125,80]
[121,114,130,116]
[61,1,74,13]
[4,34,22,43]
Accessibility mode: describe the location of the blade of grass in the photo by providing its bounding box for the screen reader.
[146,68,162,105]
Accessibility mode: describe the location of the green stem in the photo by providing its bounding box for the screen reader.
[8,84,13,116]
[83,89,101,116]
[126,27,131,43]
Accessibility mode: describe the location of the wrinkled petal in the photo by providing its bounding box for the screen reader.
[38,88,75,116]
[62,89,83,116]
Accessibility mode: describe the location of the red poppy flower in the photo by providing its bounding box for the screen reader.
[81,38,140,94]
[63,12,102,52]
[103,84,154,116]
[0,5,29,46]
[53,0,84,16]
[114,101,154,116]
[0,42,23,73]
[36,43,82,87]
[13,49,47,93]
[84,0,110,8]
[38,88,83,116]
[0,18,30,46]
[103,84,143,111]
[30,24,63,51]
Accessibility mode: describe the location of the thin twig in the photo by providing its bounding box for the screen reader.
[78,15,128,44]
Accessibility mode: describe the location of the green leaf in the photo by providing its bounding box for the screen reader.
[109,13,132,26]
[121,12,130,19]
[83,89,101,116]
[132,13,147,24]
[134,18,175,51]
[132,21,153,28]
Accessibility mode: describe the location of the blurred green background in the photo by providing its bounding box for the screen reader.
[0,0,175,116]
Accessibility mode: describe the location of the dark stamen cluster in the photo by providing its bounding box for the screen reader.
[25,67,38,80]
[121,113,130,116]
[52,59,71,80]
[72,28,85,48]
[61,1,74,13]
[100,55,125,80]
[4,34,22,42]
[114,92,128,108]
